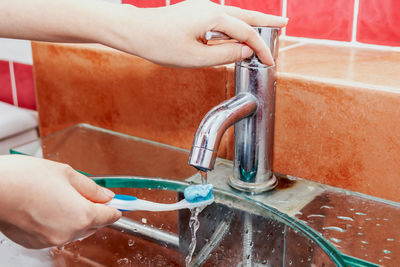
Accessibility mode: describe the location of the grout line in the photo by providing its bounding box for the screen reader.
[281,0,288,36]
[351,0,360,43]
[279,42,305,52]
[278,72,400,94]
[8,61,18,106]
[281,36,400,51]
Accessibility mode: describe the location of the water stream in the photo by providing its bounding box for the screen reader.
[185,171,209,267]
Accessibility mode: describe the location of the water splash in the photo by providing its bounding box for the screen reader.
[383,250,392,254]
[185,206,206,267]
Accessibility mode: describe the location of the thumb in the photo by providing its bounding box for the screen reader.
[68,171,115,203]
[91,203,122,227]
[197,42,255,67]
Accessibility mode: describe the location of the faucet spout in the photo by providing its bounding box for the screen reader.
[188,93,257,171]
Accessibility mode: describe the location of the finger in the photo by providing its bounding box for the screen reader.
[91,203,122,227]
[67,171,115,203]
[213,14,274,65]
[194,42,253,66]
[223,5,288,27]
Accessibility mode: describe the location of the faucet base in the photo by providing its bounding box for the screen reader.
[228,174,278,193]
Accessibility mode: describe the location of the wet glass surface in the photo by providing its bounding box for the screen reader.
[296,190,400,266]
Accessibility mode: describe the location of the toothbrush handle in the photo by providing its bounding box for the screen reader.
[106,194,184,212]
[106,194,137,211]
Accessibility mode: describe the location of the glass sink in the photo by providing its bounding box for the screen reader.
[9,123,399,266]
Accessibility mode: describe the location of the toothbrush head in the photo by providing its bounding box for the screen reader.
[184,184,214,203]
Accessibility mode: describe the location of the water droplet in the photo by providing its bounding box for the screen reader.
[289,260,293,265]
[141,218,147,224]
[323,226,347,233]
[355,212,366,216]
[383,250,391,254]
[376,223,380,226]
[386,238,394,242]
[307,214,325,218]
[128,240,135,247]
[117,258,129,265]
[320,205,333,209]
[329,237,342,243]
[358,233,364,236]
[337,216,354,221]
[361,241,369,244]
[365,218,372,221]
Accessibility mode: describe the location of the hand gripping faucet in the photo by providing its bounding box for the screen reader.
[188,27,279,193]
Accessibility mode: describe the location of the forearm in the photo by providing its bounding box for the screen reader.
[0,0,126,44]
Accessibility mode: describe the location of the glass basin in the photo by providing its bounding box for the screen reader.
[9,123,399,266]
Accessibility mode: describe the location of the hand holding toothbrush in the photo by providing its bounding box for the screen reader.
[0,155,121,249]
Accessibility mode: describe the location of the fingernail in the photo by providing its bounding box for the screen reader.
[241,46,253,59]
[102,187,115,199]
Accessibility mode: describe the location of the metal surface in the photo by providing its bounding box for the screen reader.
[188,93,257,171]
[204,31,230,41]
[189,27,280,192]
[109,217,180,249]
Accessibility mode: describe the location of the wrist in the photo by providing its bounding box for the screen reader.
[98,4,145,56]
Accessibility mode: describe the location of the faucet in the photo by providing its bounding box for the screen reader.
[188,27,279,193]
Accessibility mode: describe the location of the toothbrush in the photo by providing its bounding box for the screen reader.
[106,184,214,212]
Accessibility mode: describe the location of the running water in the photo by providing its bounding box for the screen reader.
[199,170,208,185]
[185,171,209,266]
[185,206,206,267]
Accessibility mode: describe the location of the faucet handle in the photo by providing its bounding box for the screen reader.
[204,28,280,63]
[204,31,231,41]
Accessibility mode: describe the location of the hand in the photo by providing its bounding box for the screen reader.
[0,155,121,249]
[108,0,288,67]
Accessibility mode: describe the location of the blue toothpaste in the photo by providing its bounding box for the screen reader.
[184,184,214,203]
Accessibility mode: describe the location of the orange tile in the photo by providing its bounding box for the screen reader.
[278,43,400,89]
[274,75,400,202]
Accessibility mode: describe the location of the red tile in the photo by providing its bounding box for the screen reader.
[14,62,36,110]
[357,0,400,46]
[225,0,281,16]
[171,0,219,5]
[0,61,13,105]
[286,0,354,41]
[122,0,165,7]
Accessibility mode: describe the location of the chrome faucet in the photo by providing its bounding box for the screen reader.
[188,27,279,193]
